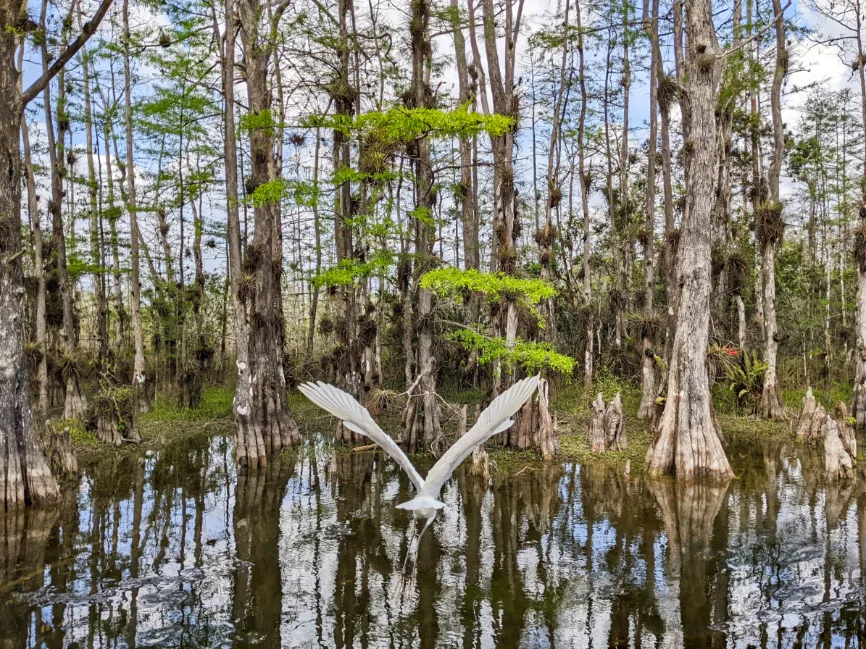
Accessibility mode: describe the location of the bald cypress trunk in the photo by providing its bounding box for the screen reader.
[645,0,733,480]
[403,0,441,452]
[851,7,866,430]
[103,123,126,346]
[81,35,109,370]
[0,18,59,510]
[123,0,149,423]
[480,0,519,403]
[637,0,660,419]
[759,0,787,420]
[21,116,48,424]
[332,0,363,446]
[42,7,87,422]
[576,0,593,393]
[217,0,261,465]
[238,0,300,460]
[450,0,480,385]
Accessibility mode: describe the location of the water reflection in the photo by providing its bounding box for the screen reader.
[0,433,864,648]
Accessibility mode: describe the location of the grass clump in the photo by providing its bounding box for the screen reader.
[138,386,234,445]
[58,418,100,448]
[558,427,653,474]
[782,385,851,413]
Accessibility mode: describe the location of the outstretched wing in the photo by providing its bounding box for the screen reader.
[420,375,541,500]
[298,382,425,492]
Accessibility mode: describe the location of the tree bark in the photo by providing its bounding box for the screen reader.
[0,12,60,510]
[80,15,109,370]
[451,0,480,385]
[403,0,441,452]
[758,0,787,420]
[103,121,126,346]
[576,0,593,393]
[796,387,825,441]
[638,0,660,419]
[42,5,87,422]
[238,0,301,457]
[588,393,626,453]
[218,0,264,466]
[21,116,48,423]
[851,4,866,430]
[305,127,322,361]
[537,0,569,343]
[123,0,149,422]
[645,0,733,480]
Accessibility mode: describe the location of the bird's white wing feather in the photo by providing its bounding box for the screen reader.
[298,382,425,492]
[420,375,540,500]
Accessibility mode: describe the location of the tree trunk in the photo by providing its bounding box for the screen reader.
[645,0,733,480]
[451,0,480,385]
[0,28,60,510]
[219,0,264,466]
[588,394,607,452]
[576,0,593,393]
[403,0,441,452]
[759,0,787,420]
[796,387,826,442]
[638,0,660,419]
[852,10,866,430]
[21,116,48,423]
[588,393,626,453]
[103,122,126,346]
[238,0,301,456]
[123,0,149,422]
[537,0,569,343]
[305,128,323,360]
[824,417,855,481]
[41,11,87,422]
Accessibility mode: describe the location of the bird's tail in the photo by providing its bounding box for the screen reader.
[395,496,446,511]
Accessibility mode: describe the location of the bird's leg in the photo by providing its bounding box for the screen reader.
[416,515,435,547]
[401,520,419,573]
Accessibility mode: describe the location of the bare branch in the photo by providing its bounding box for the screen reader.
[719,0,791,59]
[22,0,115,106]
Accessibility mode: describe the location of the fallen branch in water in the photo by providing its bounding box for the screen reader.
[351,443,378,453]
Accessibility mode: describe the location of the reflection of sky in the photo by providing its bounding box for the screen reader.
[3,434,865,648]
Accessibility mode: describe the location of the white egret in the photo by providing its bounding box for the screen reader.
[298,375,541,529]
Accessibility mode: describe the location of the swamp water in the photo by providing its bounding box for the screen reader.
[1,432,865,648]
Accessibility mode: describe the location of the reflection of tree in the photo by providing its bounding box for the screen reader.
[860,490,866,574]
[0,499,61,648]
[232,457,293,649]
[458,470,487,649]
[331,451,378,648]
[648,478,729,648]
[489,463,562,649]
[580,464,665,646]
[796,444,857,531]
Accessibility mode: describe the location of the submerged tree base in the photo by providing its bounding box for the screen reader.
[759,382,787,420]
[645,390,734,481]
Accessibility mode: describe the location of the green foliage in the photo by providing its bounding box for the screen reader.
[332,165,400,185]
[313,250,395,288]
[57,419,99,447]
[725,350,767,412]
[446,328,575,376]
[143,387,233,422]
[409,206,435,227]
[250,179,289,207]
[420,267,556,309]
[304,105,513,142]
[238,109,280,136]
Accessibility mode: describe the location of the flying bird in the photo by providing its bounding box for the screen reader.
[298,374,541,524]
